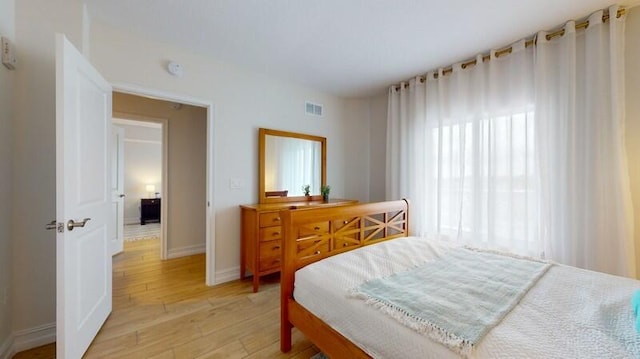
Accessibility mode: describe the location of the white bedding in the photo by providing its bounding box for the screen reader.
[293,236,640,358]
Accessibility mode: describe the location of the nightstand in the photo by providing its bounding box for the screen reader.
[140,198,161,225]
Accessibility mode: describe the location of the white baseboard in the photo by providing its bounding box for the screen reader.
[214,266,240,285]
[0,333,14,359]
[167,244,205,259]
[12,322,55,354]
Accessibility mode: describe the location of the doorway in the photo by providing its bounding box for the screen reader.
[112,118,163,248]
[111,90,214,283]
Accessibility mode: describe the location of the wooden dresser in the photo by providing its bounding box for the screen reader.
[240,198,358,292]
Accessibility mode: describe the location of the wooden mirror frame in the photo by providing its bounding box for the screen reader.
[259,128,327,204]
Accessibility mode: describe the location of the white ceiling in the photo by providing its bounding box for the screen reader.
[85,0,639,98]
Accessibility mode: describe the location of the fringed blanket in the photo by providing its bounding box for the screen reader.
[348,247,551,357]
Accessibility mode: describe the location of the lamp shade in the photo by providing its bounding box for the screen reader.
[145,184,156,193]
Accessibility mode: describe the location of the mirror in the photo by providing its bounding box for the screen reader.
[259,128,326,203]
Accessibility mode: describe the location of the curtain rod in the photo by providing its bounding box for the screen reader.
[394,7,626,91]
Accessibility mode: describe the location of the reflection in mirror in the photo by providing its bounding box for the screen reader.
[264,135,322,196]
[259,128,326,204]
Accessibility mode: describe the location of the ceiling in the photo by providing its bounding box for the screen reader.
[85,0,639,98]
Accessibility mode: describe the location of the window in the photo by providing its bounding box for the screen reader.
[429,109,539,255]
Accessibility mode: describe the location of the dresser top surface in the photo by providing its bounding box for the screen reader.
[240,198,357,211]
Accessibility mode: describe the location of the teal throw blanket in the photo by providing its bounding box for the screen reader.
[349,247,551,357]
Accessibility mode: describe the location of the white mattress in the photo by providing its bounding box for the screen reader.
[294,236,640,358]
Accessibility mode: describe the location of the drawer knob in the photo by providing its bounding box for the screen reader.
[314,226,320,230]
[343,243,348,247]
[314,240,321,244]
[272,232,280,236]
[343,220,348,224]
[314,251,320,255]
[273,217,281,222]
[273,245,281,250]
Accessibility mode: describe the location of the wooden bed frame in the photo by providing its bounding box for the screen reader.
[280,199,410,358]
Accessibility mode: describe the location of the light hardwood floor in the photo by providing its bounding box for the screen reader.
[14,239,318,358]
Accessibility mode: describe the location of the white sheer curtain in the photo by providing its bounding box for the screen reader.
[387,5,635,275]
[536,5,635,276]
[388,40,539,256]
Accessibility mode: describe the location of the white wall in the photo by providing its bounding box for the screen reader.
[11,0,85,345]
[368,92,388,202]
[89,20,369,274]
[341,93,388,203]
[0,0,15,355]
[113,92,207,255]
[116,122,162,224]
[625,6,640,278]
[343,99,371,202]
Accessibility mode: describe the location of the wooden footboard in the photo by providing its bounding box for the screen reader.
[280,199,409,357]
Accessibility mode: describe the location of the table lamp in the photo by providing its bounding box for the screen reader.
[145,184,156,198]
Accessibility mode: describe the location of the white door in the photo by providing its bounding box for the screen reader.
[111,126,125,255]
[55,34,112,358]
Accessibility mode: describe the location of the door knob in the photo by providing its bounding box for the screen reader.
[67,218,91,231]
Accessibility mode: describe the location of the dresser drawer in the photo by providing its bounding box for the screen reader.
[259,240,282,257]
[141,198,160,206]
[260,256,280,272]
[296,237,330,257]
[297,221,329,238]
[259,226,282,241]
[259,212,282,227]
[259,256,281,271]
[333,217,359,231]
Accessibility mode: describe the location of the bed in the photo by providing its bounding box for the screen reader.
[279,199,640,358]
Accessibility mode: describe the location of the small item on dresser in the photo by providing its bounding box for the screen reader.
[320,185,331,202]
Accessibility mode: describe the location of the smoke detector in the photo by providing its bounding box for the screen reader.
[167,61,183,77]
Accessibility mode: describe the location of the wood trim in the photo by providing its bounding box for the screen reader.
[259,128,266,201]
[258,128,327,204]
[288,299,370,358]
[280,199,410,356]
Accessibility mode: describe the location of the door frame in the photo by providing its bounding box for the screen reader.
[113,83,217,286]
[111,116,168,258]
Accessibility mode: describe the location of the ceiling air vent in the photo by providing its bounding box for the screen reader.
[305,101,323,117]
